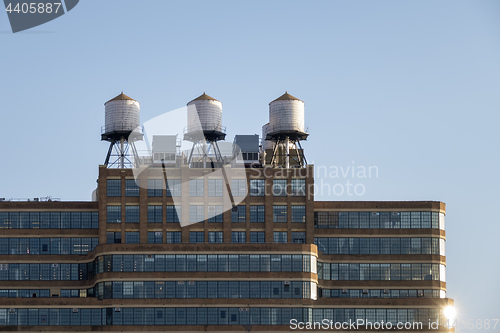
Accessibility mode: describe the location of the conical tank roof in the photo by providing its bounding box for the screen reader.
[270,91,303,104]
[188,92,220,104]
[105,92,137,104]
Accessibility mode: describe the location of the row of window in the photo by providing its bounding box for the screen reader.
[0,289,50,298]
[0,288,445,300]
[95,254,316,274]
[0,212,98,229]
[107,179,307,198]
[321,289,445,299]
[0,307,444,326]
[107,231,306,245]
[314,237,445,255]
[0,238,98,255]
[108,204,307,224]
[92,281,315,300]
[250,179,306,197]
[0,263,89,281]
[317,263,446,282]
[0,254,317,281]
[314,211,445,230]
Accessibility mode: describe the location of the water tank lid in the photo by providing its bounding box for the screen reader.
[105,92,137,104]
[188,92,220,104]
[270,91,303,104]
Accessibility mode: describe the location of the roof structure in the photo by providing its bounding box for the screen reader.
[105,92,136,103]
[270,91,303,104]
[188,92,220,104]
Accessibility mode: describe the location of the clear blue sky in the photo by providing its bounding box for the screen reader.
[1,0,499,329]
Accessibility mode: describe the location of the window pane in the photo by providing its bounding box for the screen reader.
[107,179,121,197]
[125,179,140,197]
[273,206,287,223]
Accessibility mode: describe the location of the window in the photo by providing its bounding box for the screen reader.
[250,206,265,223]
[190,232,204,243]
[273,205,287,223]
[148,179,163,197]
[125,179,140,197]
[208,179,223,197]
[291,205,306,223]
[166,232,181,244]
[272,179,287,196]
[189,179,204,197]
[208,232,223,244]
[166,179,181,197]
[125,232,140,244]
[208,206,223,223]
[147,206,162,223]
[249,179,264,197]
[107,206,121,223]
[273,232,287,244]
[291,179,306,196]
[166,206,181,223]
[250,231,265,243]
[231,179,247,197]
[148,232,162,244]
[125,206,140,223]
[189,205,204,224]
[107,179,121,197]
[231,232,246,243]
[292,232,306,244]
[231,205,245,223]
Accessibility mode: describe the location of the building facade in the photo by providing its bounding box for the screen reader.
[0,93,453,332]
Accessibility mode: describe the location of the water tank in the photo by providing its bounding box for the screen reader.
[261,123,274,150]
[268,92,305,134]
[187,93,222,134]
[104,92,140,134]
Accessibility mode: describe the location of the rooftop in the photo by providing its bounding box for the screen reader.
[105,92,137,103]
[270,91,303,104]
[188,92,220,104]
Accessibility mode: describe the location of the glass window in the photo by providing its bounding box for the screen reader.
[273,232,287,244]
[411,212,421,228]
[291,179,306,196]
[107,206,121,223]
[231,205,246,223]
[439,213,445,230]
[166,206,181,223]
[189,205,204,224]
[189,179,204,197]
[249,179,265,197]
[208,179,223,197]
[250,206,265,223]
[250,232,265,243]
[291,205,306,223]
[166,232,181,244]
[190,232,204,243]
[125,179,140,197]
[148,179,163,197]
[166,179,181,197]
[231,232,246,243]
[107,179,121,197]
[148,232,163,244]
[291,232,305,244]
[125,206,140,223]
[147,205,162,223]
[272,179,287,196]
[208,232,223,244]
[125,232,139,244]
[208,206,223,223]
[273,205,287,223]
[231,179,247,197]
